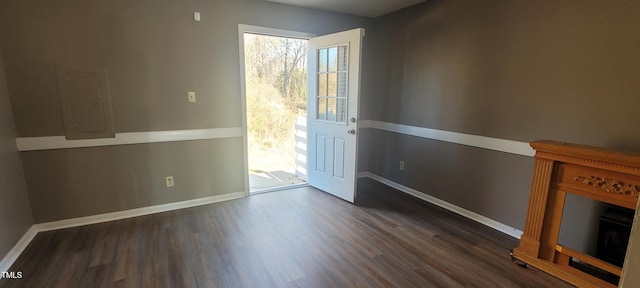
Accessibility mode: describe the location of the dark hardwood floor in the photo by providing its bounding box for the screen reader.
[1,178,574,287]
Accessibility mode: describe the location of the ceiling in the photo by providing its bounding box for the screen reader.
[265,0,426,18]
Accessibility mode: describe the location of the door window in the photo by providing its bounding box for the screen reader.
[316,45,348,124]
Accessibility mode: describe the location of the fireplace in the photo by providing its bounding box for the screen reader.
[511,140,640,288]
[597,206,634,267]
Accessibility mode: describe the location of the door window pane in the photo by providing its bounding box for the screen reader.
[328,47,337,72]
[319,49,327,73]
[327,73,337,97]
[327,98,337,121]
[338,46,348,71]
[337,72,347,98]
[317,97,327,120]
[336,98,347,123]
[318,74,327,96]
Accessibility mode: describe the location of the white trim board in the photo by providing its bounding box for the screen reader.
[238,24,316,39]
[358,171,523,239]
[0,226,38,273]
[16,127,243,151]
[0,191,245,271]
[359,120,534,157]
[35,191,245,232]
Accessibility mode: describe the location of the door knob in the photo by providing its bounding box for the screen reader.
[348,129,356,135]
[350,117,356,123]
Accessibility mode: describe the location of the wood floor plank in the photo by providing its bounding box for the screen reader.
[1,178,575,287]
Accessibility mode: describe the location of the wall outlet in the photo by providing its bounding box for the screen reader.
[187,91,196,103]
[165,176,175,187]
[400,161,405,171]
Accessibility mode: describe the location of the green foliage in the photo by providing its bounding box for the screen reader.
[244,33,308,149]
[246,77,296,148]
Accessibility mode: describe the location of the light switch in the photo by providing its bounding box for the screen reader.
[194,12,201,22]
[188,91,196,103]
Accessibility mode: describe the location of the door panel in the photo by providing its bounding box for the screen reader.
[307,28,364,203]
[315,134,326,172]
[333,139,345,179]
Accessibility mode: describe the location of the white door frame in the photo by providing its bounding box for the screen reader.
[237,24,315,196]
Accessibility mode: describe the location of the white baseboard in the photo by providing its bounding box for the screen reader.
[0,191,245,271]
[0,225,38,273]
[35,191,246,232]
[359,171,523,239]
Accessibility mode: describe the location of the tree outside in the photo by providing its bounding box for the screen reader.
[244,33,308,190]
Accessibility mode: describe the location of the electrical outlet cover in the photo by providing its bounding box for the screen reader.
[187,91,196,103]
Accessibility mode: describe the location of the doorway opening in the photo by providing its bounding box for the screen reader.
[242,31,309,194]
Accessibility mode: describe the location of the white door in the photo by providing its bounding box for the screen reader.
[307,28,364,203]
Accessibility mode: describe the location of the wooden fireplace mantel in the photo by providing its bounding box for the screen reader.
[512,140,640,288]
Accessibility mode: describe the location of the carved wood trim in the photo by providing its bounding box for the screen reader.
[573,176,640,198]
[514,140,640,287]
[535,151,640,175]
[531,140,640,171]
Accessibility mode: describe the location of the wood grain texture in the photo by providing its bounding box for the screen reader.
[539,189,566,261]
[1,179,573,288]
[514,140,640,287]
[531,141,640,171]
[521,158,554,255]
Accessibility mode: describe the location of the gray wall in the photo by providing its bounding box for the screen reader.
[367,0,640,147]
[0,52,33,259]
[360,0,640,252]
[0,0,369,222]
[21,139,244,222]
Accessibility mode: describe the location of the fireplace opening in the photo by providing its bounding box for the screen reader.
[597,206,634,267]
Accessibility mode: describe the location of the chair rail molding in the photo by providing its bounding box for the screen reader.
[359,120,534,157]
[16,127,243,151]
